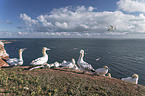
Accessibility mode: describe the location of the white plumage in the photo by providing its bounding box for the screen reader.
[50,62,60,68]
[61,58,79,70]
[95,66,109,76]
[30,47,50,66]
[77,50,94,71]
[121,74,139,84]
[6,48,26,66]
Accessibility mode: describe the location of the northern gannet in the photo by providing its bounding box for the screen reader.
[95,66,110,76]
[61,58,79,70]
[121,74,139,84]
[77,50,94,72]
[49,62,60,68]
[6,48,26,66]
[30,47,50,66]
[108,25,116,31]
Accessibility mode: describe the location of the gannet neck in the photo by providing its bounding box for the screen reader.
[132,77,139,84]
[42,49,48,57]
[72,59,75,64]
[19,50,23,61]
[78,52,84,62]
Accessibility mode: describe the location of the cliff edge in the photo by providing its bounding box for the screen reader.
[0,41,9,67]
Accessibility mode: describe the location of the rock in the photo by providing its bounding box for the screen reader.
[0,59,9,68]
[0,41,9,67]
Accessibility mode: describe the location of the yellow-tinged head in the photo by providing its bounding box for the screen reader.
[43,47,50,51]
[42,47,50,55]
[103,66,109,69]
[132,74,139,79]
[19,48,27,53]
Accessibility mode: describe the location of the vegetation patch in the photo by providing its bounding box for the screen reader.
[0,67,145,95]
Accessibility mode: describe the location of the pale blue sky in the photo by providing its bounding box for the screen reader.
[1,0,145,38]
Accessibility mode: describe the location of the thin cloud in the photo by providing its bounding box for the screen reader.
[0,20,12,24]
[6,20,12,24]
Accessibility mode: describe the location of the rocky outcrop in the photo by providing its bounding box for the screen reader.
[0,41,9,67]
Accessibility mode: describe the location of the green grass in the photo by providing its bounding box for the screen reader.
[0,67,145,96]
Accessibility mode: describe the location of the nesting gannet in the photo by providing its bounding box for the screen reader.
[30,47,50,66]
[108,25,116,31]
[6,48,26,66]
[95,66,110,76]
[77,50,94,72]
[71,58,79,70]
[61,58,79,70]
[121,74,139,84]
[50,62,60,68]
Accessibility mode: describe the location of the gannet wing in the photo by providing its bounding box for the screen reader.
[96,68,104,73]
[6,58,19,65]
[30,57,46,65]
[121,77,132,82]
[95,68,107,75]
[81,61,93,70]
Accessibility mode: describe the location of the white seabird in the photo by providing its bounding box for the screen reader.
[61,58,79,70]
[30,47,50,66]
[77,50,94,72]
[121,74,139,84]
[96,58,101,61]
[6,48,26,66]
[108,25,116,31]
[49,62,61,68]
[95,66,110,76]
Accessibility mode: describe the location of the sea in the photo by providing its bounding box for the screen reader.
[1,38,145,86]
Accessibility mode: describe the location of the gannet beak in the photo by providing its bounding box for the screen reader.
[47,48,50,50]
[108,68,111,71]
[22,48,27,51]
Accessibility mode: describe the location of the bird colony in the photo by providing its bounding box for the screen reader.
[5,45,139,85]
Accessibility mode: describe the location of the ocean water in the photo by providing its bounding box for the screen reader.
[1,38,145,85]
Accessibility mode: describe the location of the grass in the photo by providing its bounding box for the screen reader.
[0,67,145,96]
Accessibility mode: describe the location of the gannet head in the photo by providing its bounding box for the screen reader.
[19,48,27,53]
[132,74,139,79]
[103,66,109,69]
[103,66,111,71]
[43,47,50,51]
[72,58,75,64]
[80,50,84,54]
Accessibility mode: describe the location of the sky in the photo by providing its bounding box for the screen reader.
[1,0,145,38]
